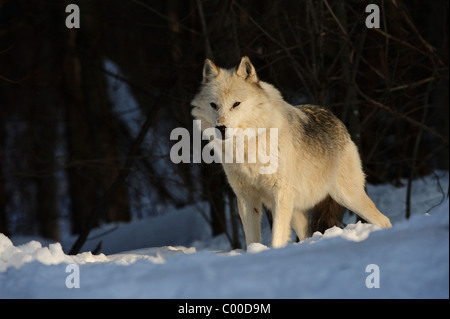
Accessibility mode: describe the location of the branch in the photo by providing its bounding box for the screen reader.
[132,0,201,36]
[195,0,213,59]
[354,84,449,148]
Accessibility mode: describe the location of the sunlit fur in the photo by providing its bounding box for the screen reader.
[191,56,391,248]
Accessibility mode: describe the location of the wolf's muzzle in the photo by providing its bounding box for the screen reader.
[215,125,227,140]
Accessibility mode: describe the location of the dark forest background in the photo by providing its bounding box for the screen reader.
[0,0,448,253]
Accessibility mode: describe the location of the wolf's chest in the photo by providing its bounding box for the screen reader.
[223,161,278,195]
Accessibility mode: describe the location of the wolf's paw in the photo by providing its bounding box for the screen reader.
[378,215,392,228]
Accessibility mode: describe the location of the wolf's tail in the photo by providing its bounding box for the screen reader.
[310,195,345,234]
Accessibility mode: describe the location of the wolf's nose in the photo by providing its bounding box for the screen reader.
[215,125,227,140]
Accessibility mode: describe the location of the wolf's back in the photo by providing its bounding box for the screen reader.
[289,104,350,156]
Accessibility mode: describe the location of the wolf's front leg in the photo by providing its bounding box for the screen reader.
[236,196,262,247]
[271,192,294,248]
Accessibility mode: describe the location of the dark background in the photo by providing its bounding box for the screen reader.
[0,0,448,252]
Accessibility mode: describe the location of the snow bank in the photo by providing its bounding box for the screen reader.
[0,198,447,298]
[247,243,270,254]
[62,202,211,254]
[0,234,108,272]
[305,221,380,245]
[0,172,448,298]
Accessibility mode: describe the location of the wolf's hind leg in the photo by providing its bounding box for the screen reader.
[333,190,391,228]
[331,143,392,228]
[291,209,310,242]
[237,196,262,247]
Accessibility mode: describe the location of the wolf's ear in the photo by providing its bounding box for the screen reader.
[202,59,219,83]
[236,56,258,83]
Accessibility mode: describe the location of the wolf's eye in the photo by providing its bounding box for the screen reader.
[232,101,241,109]
[210,102,217,109]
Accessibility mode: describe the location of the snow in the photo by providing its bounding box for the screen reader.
[0,171,448,299]
[247,242,270,254]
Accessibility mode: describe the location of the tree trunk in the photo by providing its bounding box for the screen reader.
[202,162,227,236]
[0,123,9,236]
[63,0,131,234]
[62,22,100,234]
[30,91,59,240]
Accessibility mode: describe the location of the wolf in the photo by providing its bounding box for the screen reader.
[191,56,392,248]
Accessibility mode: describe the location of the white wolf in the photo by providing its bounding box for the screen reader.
[191,56,392,248]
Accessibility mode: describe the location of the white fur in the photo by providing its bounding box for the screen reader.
[191,57,391,248]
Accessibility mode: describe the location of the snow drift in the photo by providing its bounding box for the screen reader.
[0,172,448,298]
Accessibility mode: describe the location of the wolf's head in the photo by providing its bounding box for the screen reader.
[191,56,273,139]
